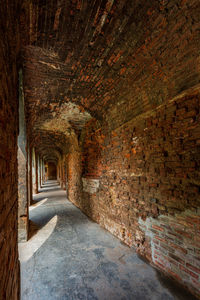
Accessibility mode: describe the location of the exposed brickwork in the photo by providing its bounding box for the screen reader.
[0,204,20,300]
[0,0,21,298]
[23,0,200,131]
[139,210,200,297]
[71,86,200,298]
[15,0,200,298]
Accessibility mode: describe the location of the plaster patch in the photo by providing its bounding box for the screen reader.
[41,102,92,133]
[82,178,100,194]
[138,209,200,293]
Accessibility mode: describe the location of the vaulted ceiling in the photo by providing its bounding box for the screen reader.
[21,0,200,160]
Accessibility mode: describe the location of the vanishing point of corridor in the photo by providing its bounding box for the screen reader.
[19,181,195,300]
[1,1,200,299]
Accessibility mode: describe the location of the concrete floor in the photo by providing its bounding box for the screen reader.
[19,181,197,300]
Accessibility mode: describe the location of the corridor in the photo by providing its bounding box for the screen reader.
[19,181,195,300]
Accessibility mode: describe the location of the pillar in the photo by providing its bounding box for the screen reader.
[18,69,29,242]
[28,145,33,205]
[37,155,40,190]
[40,158,43,186]
[32,148,38,194]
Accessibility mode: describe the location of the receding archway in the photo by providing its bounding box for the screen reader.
[47,162,57,180]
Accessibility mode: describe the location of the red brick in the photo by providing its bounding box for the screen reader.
[179,265,199,280]
[152,224,165,232]
[186,263,200,274]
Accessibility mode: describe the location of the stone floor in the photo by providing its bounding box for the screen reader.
[19,181,197,300]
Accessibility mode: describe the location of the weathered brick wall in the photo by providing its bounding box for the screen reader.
[18,0,200,297]
[0,1,21,299]
[72,86,200,298]
[23,0,200,129]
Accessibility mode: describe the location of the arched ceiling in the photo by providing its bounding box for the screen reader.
[21,0,200,160]
[31,128,80,162]
[31,130,64,162]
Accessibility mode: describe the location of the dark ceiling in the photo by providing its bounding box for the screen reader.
[21,0,200,161]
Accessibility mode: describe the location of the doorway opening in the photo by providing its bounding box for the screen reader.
[47,162,57,180]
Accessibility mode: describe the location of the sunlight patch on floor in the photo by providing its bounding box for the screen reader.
[18,215,57,262]
[29,198,48,211]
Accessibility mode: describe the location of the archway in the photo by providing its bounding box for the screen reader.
[47,162,57,180]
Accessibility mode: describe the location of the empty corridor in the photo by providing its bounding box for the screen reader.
[19,181,196,300]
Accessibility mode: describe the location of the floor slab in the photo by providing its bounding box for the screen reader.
[19,181,197,300]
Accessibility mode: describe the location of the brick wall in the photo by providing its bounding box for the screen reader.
[70,86,200,298]
[0,1,21,299]
[23,0,200,129]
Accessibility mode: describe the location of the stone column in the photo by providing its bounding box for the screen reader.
[62,161,66,190]
[40,158,43,186]
[43,162,45,182]
[57,163,60,185]
[32,148,38,194]
[28,145,33,205]
[18,69,29,242]
[61,161,64,189]
[37,155,40,190]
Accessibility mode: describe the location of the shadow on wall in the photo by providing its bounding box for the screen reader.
[156,270,198,300]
